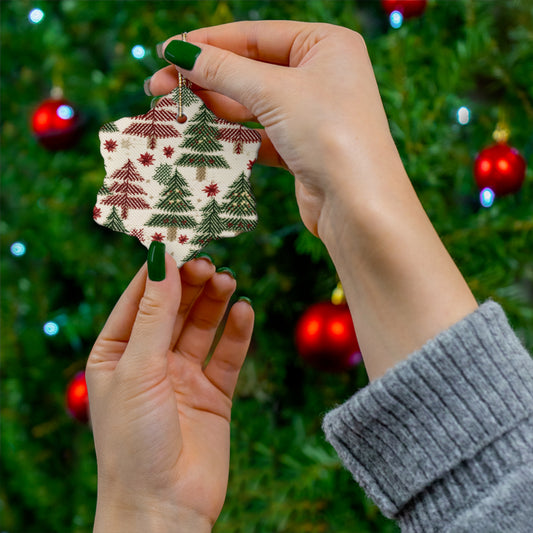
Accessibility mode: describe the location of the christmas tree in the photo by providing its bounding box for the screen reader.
[221,171,258,232]
[190,195,226,248]
[176,104,230,181]
[122,105,182,149]
[145,164,198,241]
[1,2,531,533]
[100,159,150,219]
[218,123,262,154]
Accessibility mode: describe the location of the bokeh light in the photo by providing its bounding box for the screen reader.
[10,242,26,257]
[131,45,146,59]
[480,187,495,208]
[29,8,45,24]
[43,321,60,336]
[390,10,403,29]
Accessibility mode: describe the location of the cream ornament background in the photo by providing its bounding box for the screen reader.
[93,86,261,266]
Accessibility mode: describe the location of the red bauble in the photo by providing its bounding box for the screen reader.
[295,301,362,372]
[474,142,526,196]
[381,0,427,18]
[66,371,89,423]
[31,98,81,150]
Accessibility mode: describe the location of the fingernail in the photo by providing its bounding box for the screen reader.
[240,121,264,130]
[216,266,236,279]
[195,252,214,264]
[148,241,166,281]
[156,42,165,58]
[164,40,202,71]
[238,296,252,306]
[143,76,152,96]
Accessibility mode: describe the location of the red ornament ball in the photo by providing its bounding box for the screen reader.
[66,371,89,423]
[295,301,362,372]
[381,0,427,18]
[474,142,526,197]
[31,98,81,150]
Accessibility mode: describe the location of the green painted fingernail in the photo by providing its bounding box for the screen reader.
[148,241,166,281]
[238,296,252,306]
[216,266,236,279]
[164,40,202,70]
[195,252,214,264]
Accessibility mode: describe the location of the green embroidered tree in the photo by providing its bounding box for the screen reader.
[221,172,258,232]
[100,121,119,133]
[189,197,225,248]
[103,206,127,232]
[176,105,230,182]
[170,85,197,107]
[145,166,197,241]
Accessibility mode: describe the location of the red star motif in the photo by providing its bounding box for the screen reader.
[93,206,102,220]
[178,235,188,244]
[151,232,164,242]
[247,159,256,171]
[138,152,155,166]
[203,182,220,197]
[163,146,175,158]
[104,140,118,152]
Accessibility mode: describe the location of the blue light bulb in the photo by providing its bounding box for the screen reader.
[29,8,45,24]
[390,10,403,29]
[131,45,146,59]
[480,187,495,208]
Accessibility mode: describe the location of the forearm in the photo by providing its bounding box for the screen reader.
[317,134,477,380]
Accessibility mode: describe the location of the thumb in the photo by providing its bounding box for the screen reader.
[122,243,180,369]
[162,38,281,116]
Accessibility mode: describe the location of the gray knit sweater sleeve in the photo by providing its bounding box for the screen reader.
[322,301,533,532]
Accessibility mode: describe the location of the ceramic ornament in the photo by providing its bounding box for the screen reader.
[93,86,261,266]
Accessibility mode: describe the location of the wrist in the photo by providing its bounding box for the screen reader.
[315,139,477,380]
[94,494,212,533]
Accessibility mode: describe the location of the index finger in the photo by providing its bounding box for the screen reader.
[172,20,319,67]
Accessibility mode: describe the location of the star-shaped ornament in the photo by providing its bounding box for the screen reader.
[94,86,261,266]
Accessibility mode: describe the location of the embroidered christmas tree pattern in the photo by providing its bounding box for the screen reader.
[188,182,225,249]
[176,106,230,182]
[217,124,262,154]
[145,164,197,241]
[221,171,258,232]
[94,85,261,267]
[100,159,150,219]
[103,206,127,232]
[122,105,182,150]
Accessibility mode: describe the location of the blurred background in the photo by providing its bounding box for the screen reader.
[1,1,532,531]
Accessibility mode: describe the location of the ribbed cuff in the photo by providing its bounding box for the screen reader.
[322,301,533,529]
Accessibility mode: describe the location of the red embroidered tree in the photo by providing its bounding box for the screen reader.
[122,105,182,149]
[217,124,262,154]
[101,159,150,219]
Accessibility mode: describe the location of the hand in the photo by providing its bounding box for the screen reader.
[86,254,253,532]
[149,21,477,380]
[149,21,397,237]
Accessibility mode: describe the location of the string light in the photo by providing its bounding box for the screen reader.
[29,8,45,24]
[457,106,471,125]
[480,187,495,208]
[390,10,403,29]
[10,242,26,257]
[43,321,60,336]
[131,45,146,59]
[57,104,74,120]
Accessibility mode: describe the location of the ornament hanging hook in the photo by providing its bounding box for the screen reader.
[177,33,188,123]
